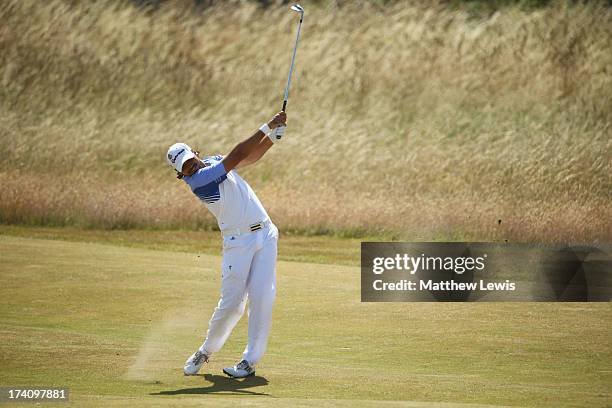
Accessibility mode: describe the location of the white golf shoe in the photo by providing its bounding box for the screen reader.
[223,359,255,378]
[183,350,209,376]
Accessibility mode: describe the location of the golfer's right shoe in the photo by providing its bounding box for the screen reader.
[183,350,209,376]
[223,359,255,378]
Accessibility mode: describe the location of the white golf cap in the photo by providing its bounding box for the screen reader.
[166,142,196,172]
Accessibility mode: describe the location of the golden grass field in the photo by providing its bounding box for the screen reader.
[0,0,611,241]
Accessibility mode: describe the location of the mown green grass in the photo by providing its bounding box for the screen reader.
[0,233,610,407]
[0,225,362,266]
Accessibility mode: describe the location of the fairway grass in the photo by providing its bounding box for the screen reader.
[0,225,362,266]
[0,234,610,407]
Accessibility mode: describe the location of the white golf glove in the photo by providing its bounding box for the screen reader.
[268,125,286,143]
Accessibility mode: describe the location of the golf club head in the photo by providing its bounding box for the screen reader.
[290,4,304,14]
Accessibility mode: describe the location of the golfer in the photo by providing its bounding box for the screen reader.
[166,111,287,378]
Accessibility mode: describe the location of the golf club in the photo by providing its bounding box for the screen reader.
[282,4,304,112]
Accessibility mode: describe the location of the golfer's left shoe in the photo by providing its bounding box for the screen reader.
[223,359,255,378]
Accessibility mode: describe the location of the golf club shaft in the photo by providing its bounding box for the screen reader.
[283,14,303,112]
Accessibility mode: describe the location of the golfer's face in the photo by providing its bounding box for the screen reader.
[181,157,200,177]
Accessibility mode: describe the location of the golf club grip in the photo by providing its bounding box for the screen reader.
[282,100,287,112]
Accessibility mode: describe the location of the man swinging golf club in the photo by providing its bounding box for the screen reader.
[166,112,286,378]
[167,3,304,379]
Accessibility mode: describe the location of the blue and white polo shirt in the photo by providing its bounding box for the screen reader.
[182,155,269,231]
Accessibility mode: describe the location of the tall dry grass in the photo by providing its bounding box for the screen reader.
[0,0,610,241]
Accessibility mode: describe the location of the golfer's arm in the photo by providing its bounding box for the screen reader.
[236,136,273,169]
[222,129,269,172]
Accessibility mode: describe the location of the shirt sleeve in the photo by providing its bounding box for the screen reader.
[183,162,227,189]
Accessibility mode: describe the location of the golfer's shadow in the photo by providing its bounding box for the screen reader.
[151,373,269,396]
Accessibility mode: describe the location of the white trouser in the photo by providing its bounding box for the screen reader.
[199,223,278,366]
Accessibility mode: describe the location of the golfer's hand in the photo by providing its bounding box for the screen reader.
[269,125,286,142]
[268,112,287,129]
